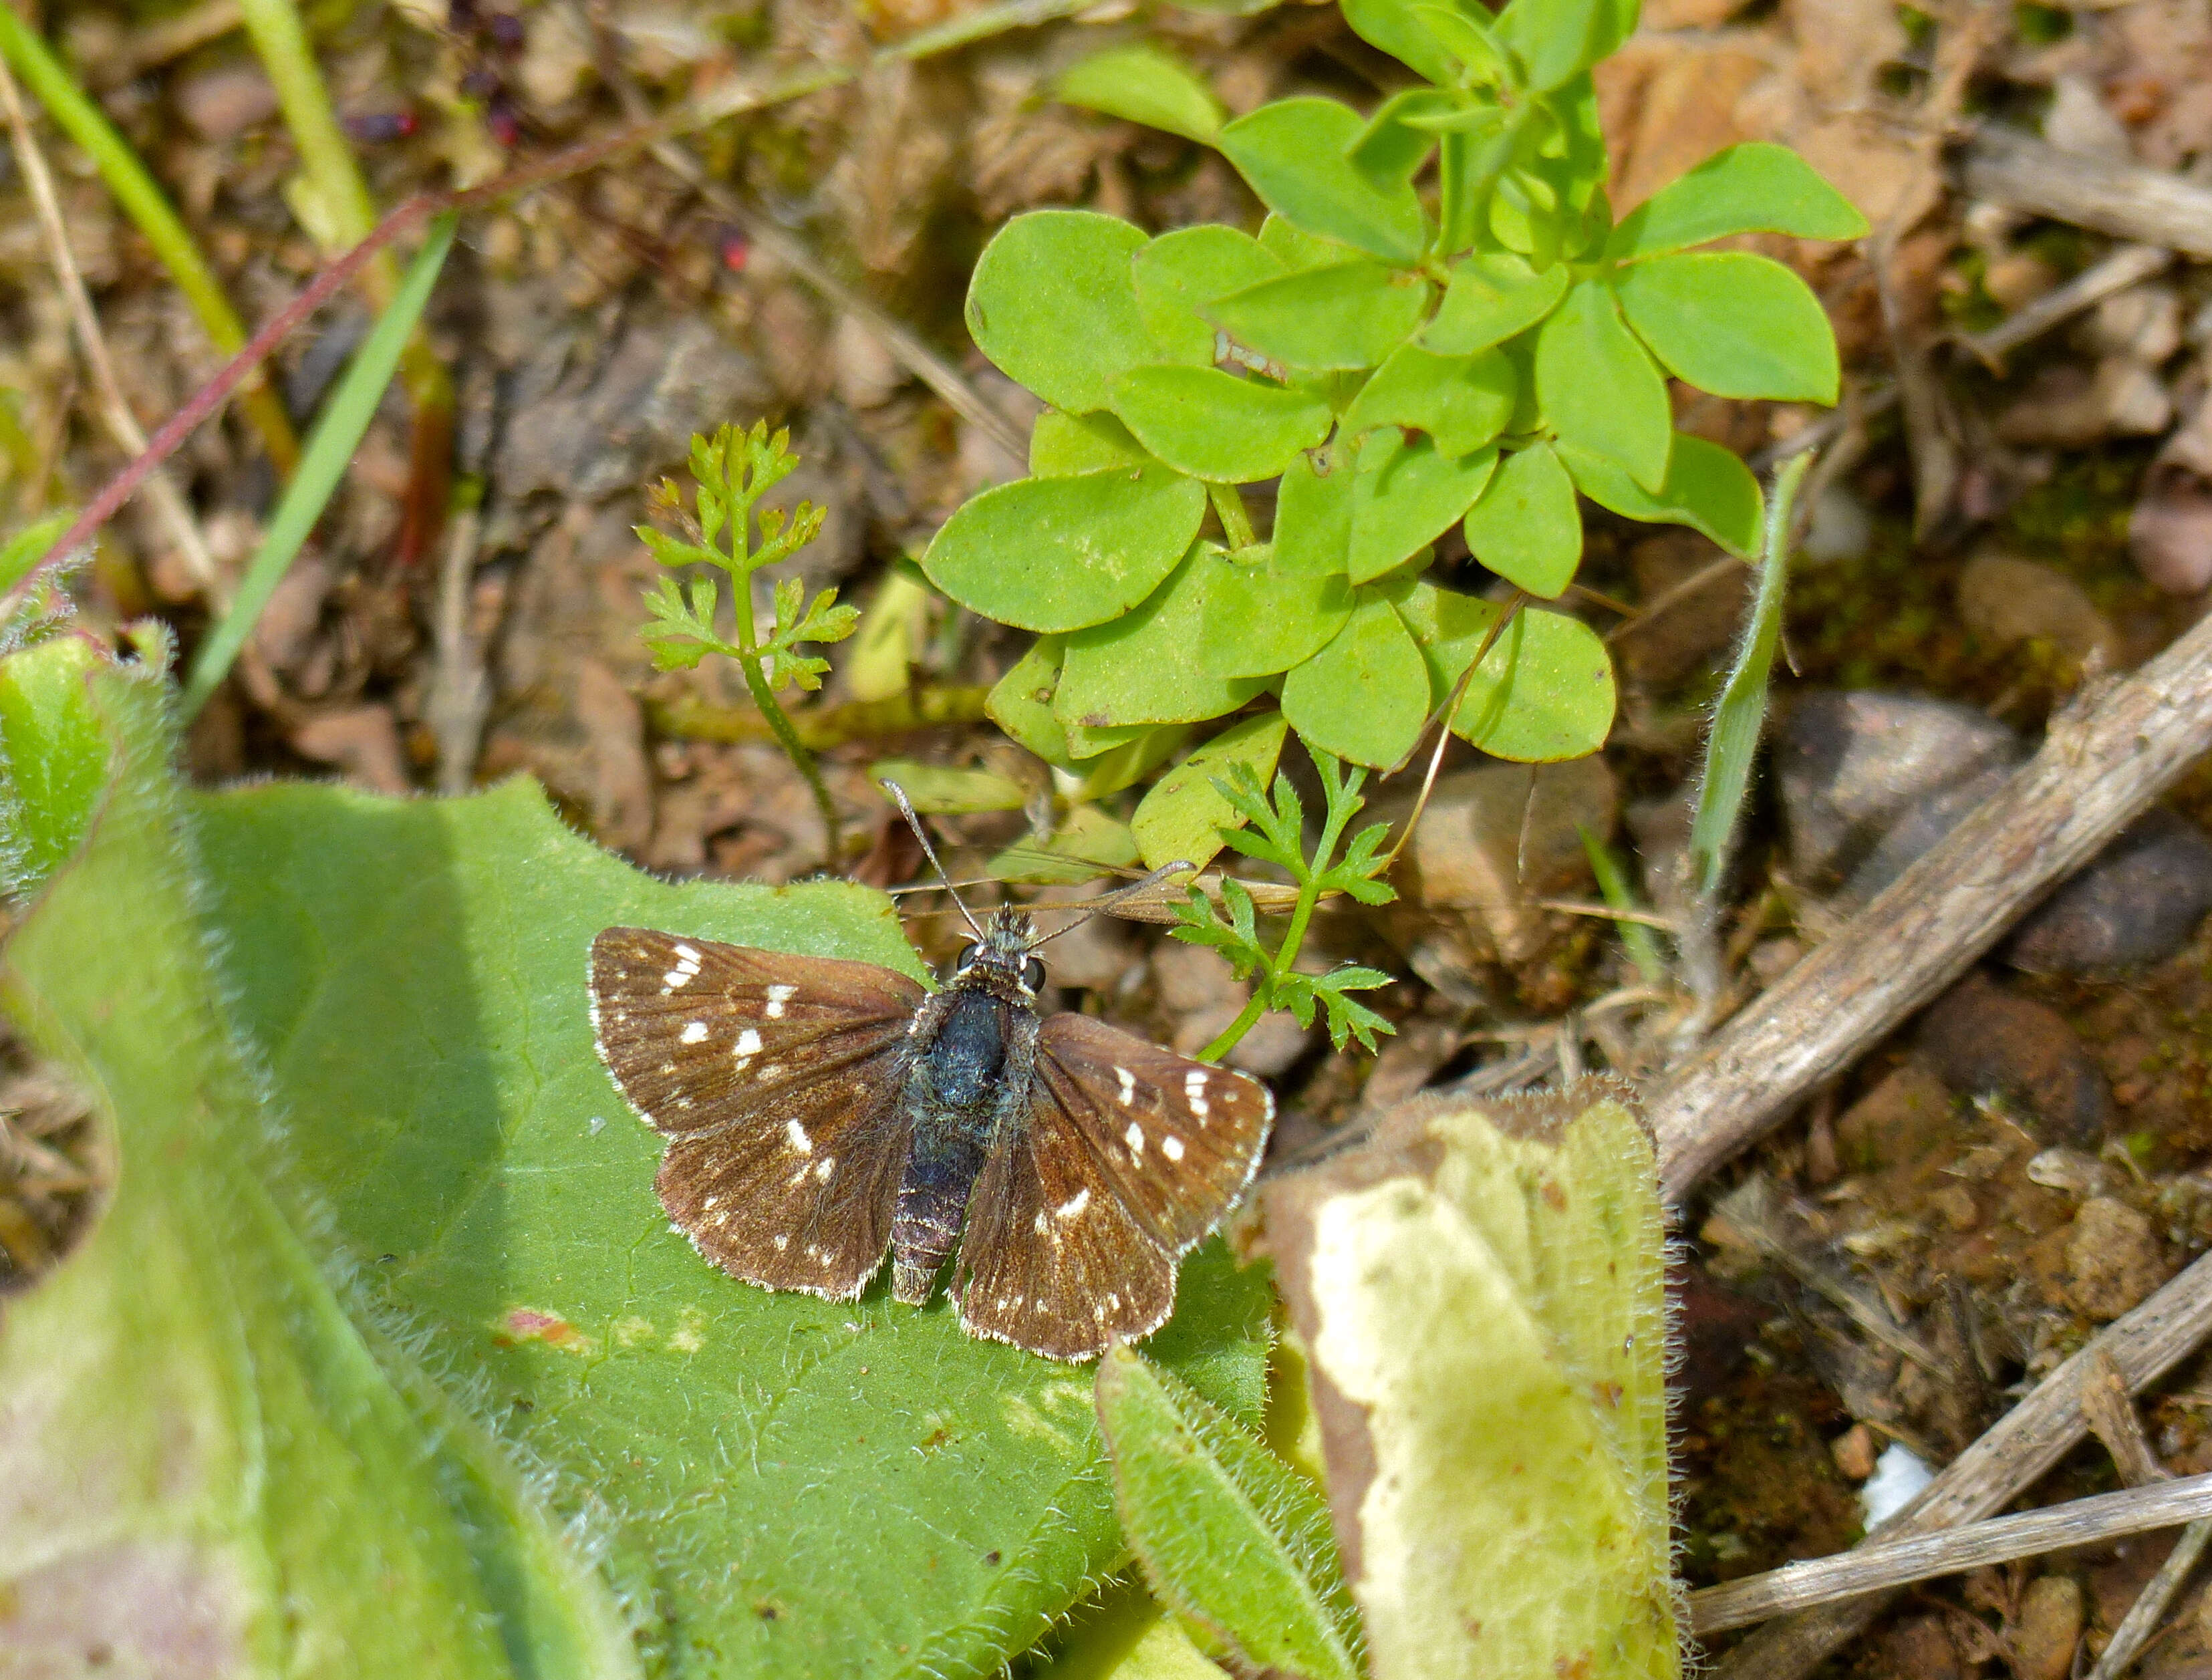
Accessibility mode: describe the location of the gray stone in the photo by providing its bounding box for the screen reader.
[1776,691,2024,891]
[2008,808,2212,975]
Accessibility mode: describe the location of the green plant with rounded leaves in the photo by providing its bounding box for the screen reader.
[926,0,1865,873]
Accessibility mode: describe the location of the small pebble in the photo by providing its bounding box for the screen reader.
[2008,809,2212,976]
[1918,973,2112,1147]
[2064,1196,2167,1321]
[1957,551,2121,670]
[2128,480,2212,593]
[2009,1575,2082,1680]
[1776,692,2021,888]
[1830,1421,1878,1482]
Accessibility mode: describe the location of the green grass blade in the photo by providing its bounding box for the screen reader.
[1578,823,1669,987]
[181,213,456,719]
[1686,448,1811,896]
[0,8,299,472]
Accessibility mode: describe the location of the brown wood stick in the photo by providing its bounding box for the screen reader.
[1707,1247,2212,1678]
[1651,603,2212,1202]
[1692,1469,2212,1634]
[1958,128,2212,257]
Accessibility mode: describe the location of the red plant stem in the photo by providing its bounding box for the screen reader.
[4,88,762,625]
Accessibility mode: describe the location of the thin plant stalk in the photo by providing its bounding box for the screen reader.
[731,575,843,864]
[1199,764,1367,1064]
[181,215,458,719]
[1578,825,1669,988]
[1686,449,1813,896]
[236,0,452,558]
[0,7,299,474]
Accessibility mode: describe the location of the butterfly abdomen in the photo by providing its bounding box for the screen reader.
[891,981,1041,1304]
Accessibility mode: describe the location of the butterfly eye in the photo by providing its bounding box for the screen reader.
[1023,957,1047,991]
[954,943,982,972]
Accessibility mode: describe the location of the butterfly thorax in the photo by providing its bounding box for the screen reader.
[889,909,1045,1305]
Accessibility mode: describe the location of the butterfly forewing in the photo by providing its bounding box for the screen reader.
[589,928,926,1299]
[1028,1015,1273,1250]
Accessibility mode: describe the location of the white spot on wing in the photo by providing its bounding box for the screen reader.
[787,1119,813,1153]
[815,1156,835,1181]
[1184,1069,1210,1120]
[773,1234,789,1251]
[1161,1135,1185,1162]
[1055,1188,1090,1221]
[680,1021,708,1044]
[765,984,796,1019]
[1115,1066,1136,1106]
[673,943,702,966]
[1124,1121,1144,1155]
[735,1028,763,1057]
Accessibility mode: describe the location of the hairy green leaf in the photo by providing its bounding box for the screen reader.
[1130,711,1290,872]
[184,773,1276,1679]
[1557,434,1763,557]
[1461,440,1582,598]
[922,463,1207,632]
[1,652,636,1680]
[1689,450,1806,893]
[1615,251,1840,404]
[1534,279,1672,493]
[1096,1349,1359,1680]
[0,632,108,891]
[968,211,1190,413]
[1607,142,1868,263]
[1053,46,1226,146]
[1218,99,1428,265]
[1109,368,1334,483]
[1280,589,1431,768]
[1258,1083,1677,1680]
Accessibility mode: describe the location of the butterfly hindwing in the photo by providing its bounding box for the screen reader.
[1026,1014,1273,1250]
[589,927,926,1299]
[952,1014,1273,1360]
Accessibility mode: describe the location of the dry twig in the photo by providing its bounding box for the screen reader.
[1650,604,2212,1200]
[1691,1471,2212,1635]
[1709,1248,2212,1678]
[1960,127,2212,258]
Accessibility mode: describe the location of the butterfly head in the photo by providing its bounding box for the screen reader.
[950,905,1047,998]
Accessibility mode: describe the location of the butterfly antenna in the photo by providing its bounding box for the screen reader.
[879,779,987,941]
[1028,859,1196,948]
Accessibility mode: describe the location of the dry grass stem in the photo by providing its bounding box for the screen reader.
[0,49,220,598]
[1692,1472,2212,1635]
